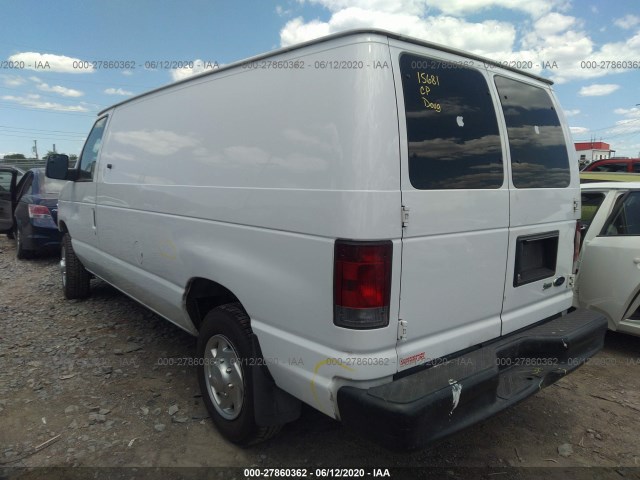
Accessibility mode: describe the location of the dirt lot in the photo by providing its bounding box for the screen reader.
[1,234,640,478]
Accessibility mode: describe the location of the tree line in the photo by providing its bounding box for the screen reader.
[3,152,78,160]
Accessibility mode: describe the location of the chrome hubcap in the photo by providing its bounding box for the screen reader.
[60,246,67,287]
[203,335,244,420]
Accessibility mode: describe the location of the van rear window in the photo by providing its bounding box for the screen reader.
[494,76,570,188]
[400,53,503,190]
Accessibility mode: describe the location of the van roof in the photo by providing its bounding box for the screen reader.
[99,28,553,116]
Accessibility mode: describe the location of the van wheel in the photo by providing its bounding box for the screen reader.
[15,226,33,260]
[197,303,281,445]
[61,233,90,299]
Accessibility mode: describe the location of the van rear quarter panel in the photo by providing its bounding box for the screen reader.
[94,35,402,416]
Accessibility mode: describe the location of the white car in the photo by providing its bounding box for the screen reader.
[577,182,640,335]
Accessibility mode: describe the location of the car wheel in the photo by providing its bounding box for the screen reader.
[60,233,91,299]
[15,226,33,260]
[197,303,281,445]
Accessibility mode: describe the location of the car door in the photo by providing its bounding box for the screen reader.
[13,171,34,232]
[578,190,640,330]
[0,167,19,233]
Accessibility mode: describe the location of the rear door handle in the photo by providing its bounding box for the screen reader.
[634,258,640,264]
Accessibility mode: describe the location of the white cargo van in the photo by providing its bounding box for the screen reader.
[45,29,606,449]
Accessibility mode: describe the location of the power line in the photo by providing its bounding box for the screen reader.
[0,102,97,117]
[584,117,640,133]
[0,125,87,135]
[1,70,160,90]
[575,128,640,140]
[0,85,95,105]
[0,128,86,139]
[601,129,640,140]
[0,136,85,143]
[0,92,103,111]
[0,132,86,141]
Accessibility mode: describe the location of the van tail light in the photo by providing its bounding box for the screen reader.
[28,204,57,228]
[334,240,392,329]
[573,220,582,273]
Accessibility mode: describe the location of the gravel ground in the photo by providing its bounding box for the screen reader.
[1,235,640,479]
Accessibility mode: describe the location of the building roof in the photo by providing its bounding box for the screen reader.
[575,141,611,151]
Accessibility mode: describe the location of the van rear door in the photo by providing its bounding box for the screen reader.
[389,44,510,369]
[492,75,578,336]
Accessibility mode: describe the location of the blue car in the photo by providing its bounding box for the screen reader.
[13,168,67,259]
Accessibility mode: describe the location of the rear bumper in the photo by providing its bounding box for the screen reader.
[337,308,607,451]
[21,223,62,251]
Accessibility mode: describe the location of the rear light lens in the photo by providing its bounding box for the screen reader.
[334,240,392,329]
[28,204,51,218]
[28,204,57,228]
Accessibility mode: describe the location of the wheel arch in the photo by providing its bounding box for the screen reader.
[186,280,303,428]
[184,277,242,332]
[197,301,302,434]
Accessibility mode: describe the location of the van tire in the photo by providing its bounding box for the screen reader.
[197,303,281,445]
[61,233,91,299]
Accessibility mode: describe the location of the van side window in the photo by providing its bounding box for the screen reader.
[77,116,108,181]
[494,76,570,188]
[400,54,503,190]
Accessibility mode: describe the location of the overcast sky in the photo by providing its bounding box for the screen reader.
[1,0,639,157]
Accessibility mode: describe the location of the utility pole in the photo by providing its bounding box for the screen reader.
[32,140,38,159]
